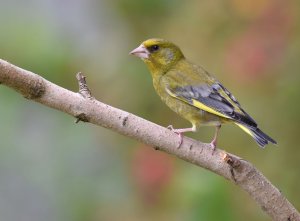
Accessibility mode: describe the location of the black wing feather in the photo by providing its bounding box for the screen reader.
[170,83,257,127]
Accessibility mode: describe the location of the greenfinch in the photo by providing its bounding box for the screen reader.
[130,38,277,149]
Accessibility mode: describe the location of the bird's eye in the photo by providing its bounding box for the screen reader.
[149,45,159,52]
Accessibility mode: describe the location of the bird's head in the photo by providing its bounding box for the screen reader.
[130,38,184,74]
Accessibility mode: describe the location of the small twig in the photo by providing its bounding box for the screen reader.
[76,72,93,99]
[75,72,93,123]
[222,152,242,182]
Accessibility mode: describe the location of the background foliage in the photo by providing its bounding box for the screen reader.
[0,0,299,220]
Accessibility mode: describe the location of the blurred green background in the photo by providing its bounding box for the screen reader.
[0,0,299,220]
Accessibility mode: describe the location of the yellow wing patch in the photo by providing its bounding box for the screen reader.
[235,123,253,137]
[191,99,231,119]
[166,87,232,119]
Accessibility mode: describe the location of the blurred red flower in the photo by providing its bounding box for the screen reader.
[226,0,293,80]
[131,145,174,204]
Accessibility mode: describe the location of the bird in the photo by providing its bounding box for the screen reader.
[130,38,277,149]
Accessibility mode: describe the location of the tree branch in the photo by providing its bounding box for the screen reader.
[0,59,299,221]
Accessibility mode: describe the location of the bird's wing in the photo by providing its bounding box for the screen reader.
[164,76,257,127]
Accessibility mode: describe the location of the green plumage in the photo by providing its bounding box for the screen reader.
[130,38,276,148]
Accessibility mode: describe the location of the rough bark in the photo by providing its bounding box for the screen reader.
[0,59,299,221]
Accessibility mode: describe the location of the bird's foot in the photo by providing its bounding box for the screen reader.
[167,125,196,148]
[167,125,174,130]
[167,125,183,148]
[210,139,217,152]
[209,125,221,154]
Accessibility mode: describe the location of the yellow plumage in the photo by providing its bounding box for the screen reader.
[130,38,276,148]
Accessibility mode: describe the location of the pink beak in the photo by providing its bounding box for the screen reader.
[129,44,150,59]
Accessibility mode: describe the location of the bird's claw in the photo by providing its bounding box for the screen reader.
[209,140,217,154]
[167,125,183,148]
[167,125,174,130]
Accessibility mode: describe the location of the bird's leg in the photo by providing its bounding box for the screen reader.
[167,125,196,148]
[210,125,221,151]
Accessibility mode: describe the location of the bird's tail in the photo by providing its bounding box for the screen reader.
[235,123,277,148]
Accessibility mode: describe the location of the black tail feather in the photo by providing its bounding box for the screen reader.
[236,123,277,148]
[250,127,277,148]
